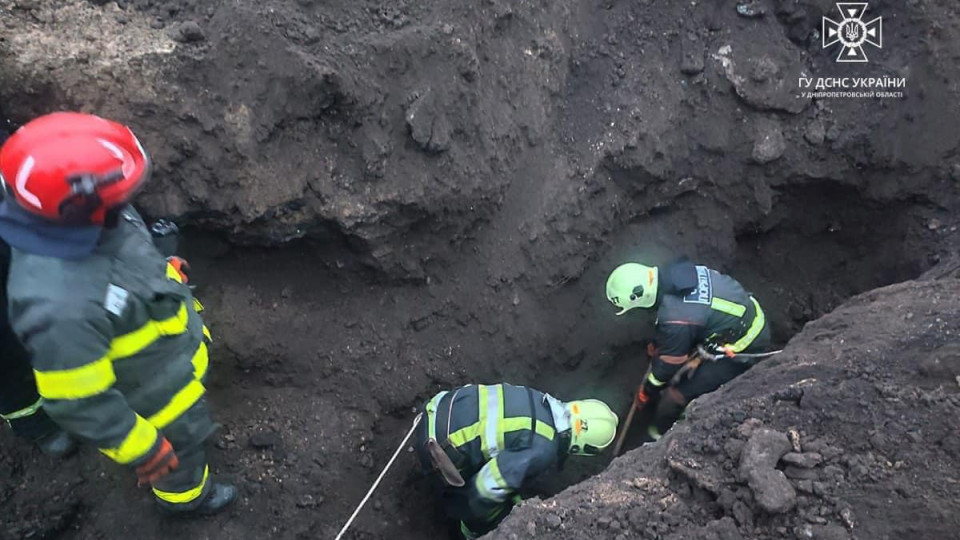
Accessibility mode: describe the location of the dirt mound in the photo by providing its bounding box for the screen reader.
[489,279,960,540]
[3,0,959,280]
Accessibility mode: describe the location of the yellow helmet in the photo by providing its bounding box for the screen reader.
[606,263,659,315]
[565,399,619,456]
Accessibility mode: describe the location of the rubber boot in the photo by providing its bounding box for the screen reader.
[35,430,78,459]
[190,483,237,516]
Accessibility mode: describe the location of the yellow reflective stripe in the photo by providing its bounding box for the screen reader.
[99,415,159,464]
[166,262,184,283]
[35,303,192,400]
[425,391,448,441]
[483,385,502,459]
[202,325,212,342]
[191,341,209,381]
[193,298,204,313]
[495,386,506,451]
[1,397,44,421]
[109,303,189,360]
[647,424,662,441]
[34,358,116,400]
[726,297,766,353]
[478,385,490,459]
[476,458,510,502]
[647,371,668,387]
[154,465,209,504]
[710,297,746,318]
[500,417,555,441]
[148,379,206,429]
[447,422,482,447]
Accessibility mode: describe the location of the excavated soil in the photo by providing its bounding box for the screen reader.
[1,1,960,540]
[490,278,960,540]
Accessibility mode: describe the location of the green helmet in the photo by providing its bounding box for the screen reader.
[565,399,619,456]
[606,263,659,315]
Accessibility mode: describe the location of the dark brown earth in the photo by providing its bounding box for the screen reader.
[1,1,959,540]
[490,278,960,540]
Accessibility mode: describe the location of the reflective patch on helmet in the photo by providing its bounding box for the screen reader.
[97,139,136,178]
[15,155,42,209]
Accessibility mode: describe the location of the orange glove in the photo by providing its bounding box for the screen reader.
[136,438,180,486]
[635,386,651,408]
[167,256,190,284]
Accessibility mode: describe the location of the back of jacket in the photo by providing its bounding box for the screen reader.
[7,207,209,466]
[426,383,561,474]
[655,266,761,357]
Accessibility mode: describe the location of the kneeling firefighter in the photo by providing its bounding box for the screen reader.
[606,259,772,443]
[416,383,619,539]
[0,112,235,515]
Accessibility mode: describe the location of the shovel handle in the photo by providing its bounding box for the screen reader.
[612,398,638,457]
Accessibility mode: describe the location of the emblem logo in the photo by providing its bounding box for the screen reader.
[822,3,882,63]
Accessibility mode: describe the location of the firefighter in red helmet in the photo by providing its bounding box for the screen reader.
[0,112,235,515]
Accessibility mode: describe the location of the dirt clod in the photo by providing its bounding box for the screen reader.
[782,452,823,469]
[166,20,204,42]
[752,121,786,164]
[740,428,792,477]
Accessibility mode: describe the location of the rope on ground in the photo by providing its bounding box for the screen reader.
[334,412,423,540]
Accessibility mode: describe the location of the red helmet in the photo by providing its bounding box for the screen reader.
[0,112,151,225]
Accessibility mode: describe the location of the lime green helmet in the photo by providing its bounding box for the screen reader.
[565,399,619,456]
[606,263,659,315]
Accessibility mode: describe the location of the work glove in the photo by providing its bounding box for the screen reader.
[136,437,180,486]
[646,341,659,359]
[638,381,666,407]
[635,385,654,408]
[167,256,190,284]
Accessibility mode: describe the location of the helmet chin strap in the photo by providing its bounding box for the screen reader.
[58,169,125,225]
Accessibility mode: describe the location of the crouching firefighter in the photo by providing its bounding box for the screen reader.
[605,259,772,443]
[416,383,619,539]
[0,112,235,515]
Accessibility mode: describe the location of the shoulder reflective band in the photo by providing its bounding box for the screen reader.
[35,357,116,400]
[726,297,766,353]
[153,465,209,504]
[100,415,159,464]
[647,371,668,387]
[710,297,747,318]
[0,397,44,421]
[425,391,448,441]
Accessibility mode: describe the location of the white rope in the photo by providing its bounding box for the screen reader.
[334,413,423,540]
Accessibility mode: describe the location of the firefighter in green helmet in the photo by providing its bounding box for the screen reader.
[415,383,619,539]
[605,259,772,443]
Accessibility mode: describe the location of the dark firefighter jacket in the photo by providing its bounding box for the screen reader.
[423,383,568,511]
[6,207,211,467]
[648,261,767,388]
